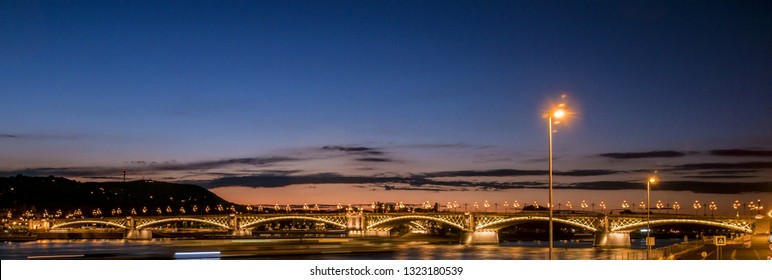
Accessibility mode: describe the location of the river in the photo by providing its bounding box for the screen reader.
[0,237,685,260]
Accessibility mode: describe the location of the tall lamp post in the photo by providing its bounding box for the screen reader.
[646,176,657,260]
[546,104,566,260]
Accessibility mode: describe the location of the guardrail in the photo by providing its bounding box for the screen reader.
[594,240,706,260]
[651,240,705,260]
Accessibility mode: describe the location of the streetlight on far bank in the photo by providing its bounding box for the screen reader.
[693,200,701,216]
[645,176,657,259]
[545,98,569,260]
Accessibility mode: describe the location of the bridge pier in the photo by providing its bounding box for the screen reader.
[362,230,390,237]
[461,231,499,245]
[593,231,631,247]
[229,229,252,236]
[125,229,152,240]
[753,217,770,234]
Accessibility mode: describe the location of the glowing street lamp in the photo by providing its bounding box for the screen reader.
[756,199,764,214]
[693,200,702,216]
[709,201,717,216]
[599,201,606,213]
[503,201,509,213]
[645,176,657,259]
[673,202,680,213]
[622,200,630,210]
[733,200,741,218]
[546,101,568,261]
[581,200,588,212]
[512,201,520,212]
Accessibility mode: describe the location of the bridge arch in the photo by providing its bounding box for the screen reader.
[611,219,752,233]
[136,217,230,230]
[51,220,127,229]
[366,215,465,231]
[477,216,598,232]
[241,216,347,229]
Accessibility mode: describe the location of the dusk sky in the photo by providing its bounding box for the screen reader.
[2,0,770,213]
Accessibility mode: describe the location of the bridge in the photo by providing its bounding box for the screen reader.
[32,211,765,247]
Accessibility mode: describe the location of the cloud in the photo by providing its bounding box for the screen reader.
[356,157,393,162]
[400,143,482,149]
[0,167,125,178]
[0,133,81,141]
[564,181,772,194]
[681,175,757,179]
[321,145,384,156]
[696,170,758,175]
[420,169,621,178]
[382,184,450,192]
[599,150,687,159]
[555,169,624,176]
[205,174,403,188]
[153,156,298,171]
[670,161,772,171]
[319,145,398,163]
[710,149,772,157]
[0,156,300,178]
[421,169,545,177]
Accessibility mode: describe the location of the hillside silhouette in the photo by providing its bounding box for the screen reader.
[0,175,234,216]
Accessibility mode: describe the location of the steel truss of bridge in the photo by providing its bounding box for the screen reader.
[38,212,760,246]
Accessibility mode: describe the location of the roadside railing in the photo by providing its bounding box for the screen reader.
[651,240,705,260]
[594,240,705,260]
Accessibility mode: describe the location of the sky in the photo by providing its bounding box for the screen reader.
[1,0,771,214]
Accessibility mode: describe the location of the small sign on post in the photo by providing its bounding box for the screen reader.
[646,236,655,246]
[715,236,726,246]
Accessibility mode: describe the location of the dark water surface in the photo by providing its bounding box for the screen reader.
[0,238,683,260]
